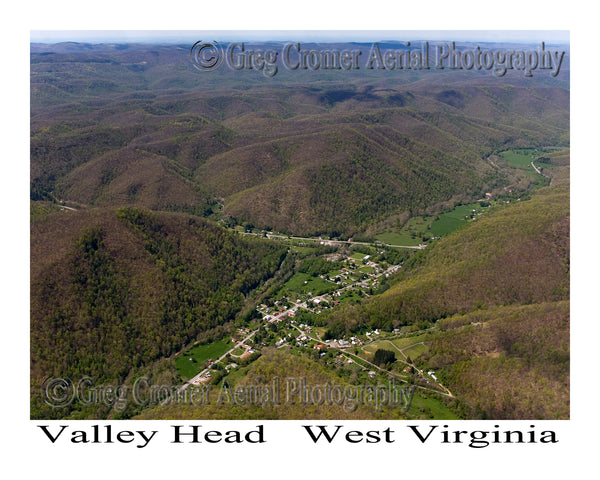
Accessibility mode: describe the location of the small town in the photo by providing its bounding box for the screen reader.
[176,242,453,400]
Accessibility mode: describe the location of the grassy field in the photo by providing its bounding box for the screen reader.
[349,251,369,261]
[430,203,484,237]
[501,148,541,168]
[313,326,328,339]
[358,265,375,274]
[408,392,461,419]
[278,271,337,298]
[375,231,421,246]
[402,342,428,359]
[376,203,487,245]
[363,334,431,355]
[176,339,232,380]
[499,149,552,185]
[376,216,432,246]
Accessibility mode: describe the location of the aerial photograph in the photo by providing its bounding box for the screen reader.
[30,30,570,421]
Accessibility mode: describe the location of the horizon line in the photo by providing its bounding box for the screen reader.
[30,30,570,45]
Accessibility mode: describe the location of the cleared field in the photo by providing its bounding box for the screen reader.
[430,203,484,237]
[402,342,428,359]
[376,216,433,246]
[501,148,541,168]
[375,231,421,246]
[176,339,232,380]
[278,271,337,298]
[377,203,487,245]
[339,290,364,304]
[349,251,369,261]
[499,148,552,185]
[313,327,328,339]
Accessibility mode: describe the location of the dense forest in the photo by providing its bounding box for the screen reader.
[30,208,286,418]
[31,42,570,237]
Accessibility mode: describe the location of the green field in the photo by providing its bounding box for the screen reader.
[375,231,421,246]
[408,392,461,419]
[402,342,428,359]
[363,334,431,355]
[376,203,487,246]
[500,148,542,168]
[430,203,484,237]
[176,339,232,380]
[376,216,432,246]
[349,251,369,261]
[499,149,552,185]
[278,271,337,298]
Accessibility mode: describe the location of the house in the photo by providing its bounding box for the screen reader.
[368,371,376,378]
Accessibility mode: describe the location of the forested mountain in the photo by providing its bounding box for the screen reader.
[31,42,569,236]
[31,208,286,418]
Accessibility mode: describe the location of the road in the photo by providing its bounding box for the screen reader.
[242,231,426,250]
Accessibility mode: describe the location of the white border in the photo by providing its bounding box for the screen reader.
[4,1,596,478]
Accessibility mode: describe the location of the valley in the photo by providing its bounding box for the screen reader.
[30,40,569,420]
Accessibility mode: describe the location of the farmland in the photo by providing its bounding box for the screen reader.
[175,339,232,380]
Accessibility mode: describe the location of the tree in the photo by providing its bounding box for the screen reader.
[374,349,396,367]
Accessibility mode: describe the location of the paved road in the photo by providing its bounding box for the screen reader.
[243,232,426,250]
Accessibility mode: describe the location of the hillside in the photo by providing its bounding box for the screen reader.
[31,42,570,237]
[425,301,569,419]
[322,175,569,418]
[30,208,287,418]
[135,347,459,420]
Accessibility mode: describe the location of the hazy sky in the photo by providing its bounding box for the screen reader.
[30,30,570,44]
